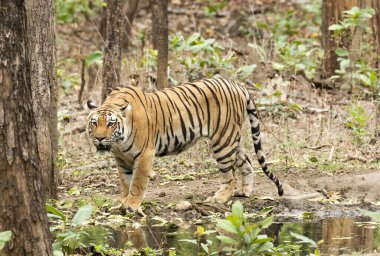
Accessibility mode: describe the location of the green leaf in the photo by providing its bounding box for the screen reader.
[217,219,239,234]
[0,230,12,250]
[257,241,274,252]
[328,24,343,31]
[260,217,273,229]
[216,235,240,245]
[179,239,198,245]
[231,201,244,218]
[290,231,318,247]
[86,51,103,66]
[309,156,319,163]
[335,48,349,57]
[72,204,93,226]
[200,243,209,253]
[235,64,257,80]
[46,203,66,222]
[359,209,380,222]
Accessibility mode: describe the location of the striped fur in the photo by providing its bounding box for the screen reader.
[87,78,283,211]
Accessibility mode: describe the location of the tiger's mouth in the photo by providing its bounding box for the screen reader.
[96,144,111,152]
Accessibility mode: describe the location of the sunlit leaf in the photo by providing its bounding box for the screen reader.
[72,204,93,226]
[359,209,380,222]
[290,231,318,247]
[0,230,12,250]
[328,24,343,31]
[46,203,66,222]
[216,235,240,245]
[216,219,238,234]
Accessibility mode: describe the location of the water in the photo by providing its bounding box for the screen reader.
[108,217,380,255]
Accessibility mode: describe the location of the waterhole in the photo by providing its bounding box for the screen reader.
[107,217,380,255]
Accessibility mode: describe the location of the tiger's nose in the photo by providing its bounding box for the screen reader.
[95,136,105,141]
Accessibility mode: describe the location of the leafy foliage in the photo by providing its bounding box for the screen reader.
[56,0,106,24]
[47,203,111,255]
[345,102,370,143]
[0,231,12,250]
[216,201,274,255]
[329,7,378,90]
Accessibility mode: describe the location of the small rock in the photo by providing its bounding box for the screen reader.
[175,200,192,211]
[159,191,166,197]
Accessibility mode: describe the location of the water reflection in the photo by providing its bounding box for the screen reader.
[108,217,380,255]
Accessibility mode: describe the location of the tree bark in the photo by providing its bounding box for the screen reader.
[321,0,380,79]
[123,0,139,49]
[0,1,52,255]
[321,0,359,78]
[102,0,124,101]
[150,0,169,89]
[25,0,58,199]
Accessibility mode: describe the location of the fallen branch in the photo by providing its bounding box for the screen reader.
[303,144,331,150]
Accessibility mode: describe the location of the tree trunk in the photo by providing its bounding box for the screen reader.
[150,0,169,89]
[321,0,380,79]
[102,0,124,101]
[0,1,52,255]
[25,0,58,199]
[99,0,139,50]
[122,0,139,50]
[321,0,359,79]
[366,0,380,66]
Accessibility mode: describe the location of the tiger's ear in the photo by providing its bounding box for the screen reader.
[87,99,98,110]
[120,103,132,112]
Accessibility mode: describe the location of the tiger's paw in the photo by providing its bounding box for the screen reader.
[121,197,142,213]
[233,188,252,198]
[205,194,230,204]
[233,190,251,197]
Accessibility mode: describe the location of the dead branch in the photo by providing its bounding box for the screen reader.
[78,58,86,109]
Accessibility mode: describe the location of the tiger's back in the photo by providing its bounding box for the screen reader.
[87,78,283,211]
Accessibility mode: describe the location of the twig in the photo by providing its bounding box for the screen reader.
[316,189,330,199]
[303,144,331,150]
[78,58,86,109]
[328,144,335,162]
[345,155,367,163]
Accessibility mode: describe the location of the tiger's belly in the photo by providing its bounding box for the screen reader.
[155,135,201,157]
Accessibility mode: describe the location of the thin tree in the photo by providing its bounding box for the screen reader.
[25,0,58,199]
[150,0,169,89]
[321,0,380,79]
[123,0,140,49]
[0,1,52,255]
[102,0,124,101]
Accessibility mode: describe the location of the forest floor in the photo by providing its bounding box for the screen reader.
[55,0,380,240]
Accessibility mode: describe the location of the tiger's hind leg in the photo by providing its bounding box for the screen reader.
[206,143,239,204]
[234,148,253,197]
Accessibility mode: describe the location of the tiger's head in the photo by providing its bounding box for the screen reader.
[86,99,131,153]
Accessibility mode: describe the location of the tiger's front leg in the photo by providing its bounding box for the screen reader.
[121,153,154,212]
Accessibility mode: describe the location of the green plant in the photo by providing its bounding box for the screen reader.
[56,0,106,24]
[0,230,12,250]
[180,226,217,256]
[203,0,227,17]
[329,7,376,87]
[289,232,320,256]
[359,209,380,223]
[274,40,323,79]
[345,102,370,143]
[215,201,274,255]
[47,203,111,255]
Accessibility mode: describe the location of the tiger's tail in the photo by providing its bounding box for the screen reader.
[247,96,284,196]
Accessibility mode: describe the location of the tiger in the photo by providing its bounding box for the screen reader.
[86,78,283,212]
